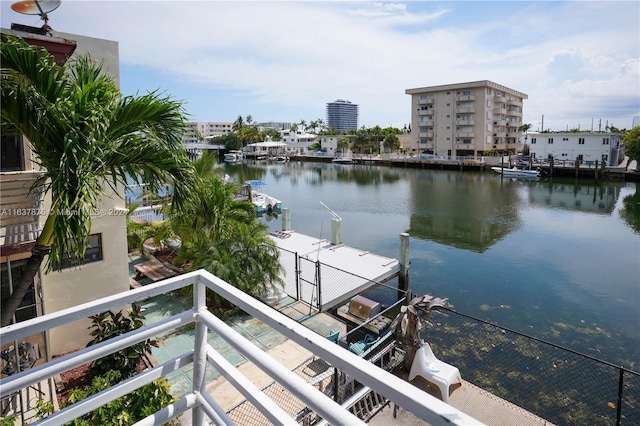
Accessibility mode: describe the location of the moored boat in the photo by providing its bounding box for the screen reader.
[224,150,244,162]
[245,180,282,213]
[491,166,541,178]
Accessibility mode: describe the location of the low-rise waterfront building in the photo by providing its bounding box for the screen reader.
[406,80,528,159]
[526,131,624,166]
[183,121,233,144]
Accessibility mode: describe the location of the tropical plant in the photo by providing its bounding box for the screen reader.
[264,128,282,141]
[623,126,640,165]
[58,370,174,425]
[162,153,284,310]
[0,36,195,326]
[390,293,451,371]
[383,132,400,152]
[86,303,157,378]
[232,114,245,132]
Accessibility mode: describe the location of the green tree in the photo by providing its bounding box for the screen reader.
[383,133,400,152]
[264,128,282,141]
[165,154,283,308]
[232,114,245,132]
[0,36,195,326]
[623,126,640,164]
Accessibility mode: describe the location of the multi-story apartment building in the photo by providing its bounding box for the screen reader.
[183,121,233,143]
[1,26,129,357]
[326,99,359,132]
[255,121,291,131]
[406,81,528,158]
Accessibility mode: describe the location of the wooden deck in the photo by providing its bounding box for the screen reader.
[133,259,177,282]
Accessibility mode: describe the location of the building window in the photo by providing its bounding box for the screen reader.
[548,138,554,144]
[531,138,537,144]
[603,138,609,145]
[55,233,103,270]
[578,138,585,145]
[487,100,492,107]
[1,260,38,323]
[1,133,24,172]
[562,137,569,141]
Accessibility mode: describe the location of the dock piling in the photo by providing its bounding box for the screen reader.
[399,233,410,293]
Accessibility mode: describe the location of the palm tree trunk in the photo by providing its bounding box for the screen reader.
[1,244,50,326]
[1,215,55,327]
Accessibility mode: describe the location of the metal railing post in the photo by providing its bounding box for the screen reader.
[616,368,624,426]
[192,281,208,425]
[316,260,321,311]
[295,251,300,301]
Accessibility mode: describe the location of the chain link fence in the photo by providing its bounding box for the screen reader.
[425,308,639,426]
[276,246,405,313]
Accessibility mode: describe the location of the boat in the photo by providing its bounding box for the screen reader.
[224,150,244,162]
[273,156,289,162]
[332,157,353,164]
[245,180,282,213]
[491,166,541,178]
[332,149,353,164]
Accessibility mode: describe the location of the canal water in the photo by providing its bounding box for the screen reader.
[223,160,640,370]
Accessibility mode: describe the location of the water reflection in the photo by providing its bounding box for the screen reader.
[408,172,521,252]
[620,186,640,234]
[222,160,639,367]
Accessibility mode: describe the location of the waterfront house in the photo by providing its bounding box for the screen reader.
[525,131,624,166]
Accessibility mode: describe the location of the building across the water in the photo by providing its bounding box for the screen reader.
[405,80,528,159]
[183,121,233,143]
[526,131,624,166]
[326,99,359,132]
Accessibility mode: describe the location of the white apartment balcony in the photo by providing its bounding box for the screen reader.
[456,120,475,126]
[506,108,523,118]
[418,110,433,116]
[0,270,480,426]
[455,142,476,149]
[506,98,522,107]
[418,98,434,105]
[419,120,435,126]
[456,132,475,138]
[456,95,476,101]
[419,132,435,138]
[493,119,507,127]
[0,172,45,256]
[456,107,475,114]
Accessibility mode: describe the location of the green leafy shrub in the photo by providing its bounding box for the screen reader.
[62,370,174,425]
[86,303,158,379]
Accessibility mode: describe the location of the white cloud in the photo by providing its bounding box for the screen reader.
[2,1,638,128]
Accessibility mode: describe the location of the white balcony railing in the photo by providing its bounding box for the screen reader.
[0,270,480,426]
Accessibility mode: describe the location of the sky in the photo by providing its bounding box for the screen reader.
[2,1,639,132]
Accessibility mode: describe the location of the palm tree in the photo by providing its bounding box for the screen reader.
[390,294,451,371]
[0,36,195,326]
[165,153,284,308]
[232,115,245,132]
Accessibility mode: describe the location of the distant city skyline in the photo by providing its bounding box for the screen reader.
[1,1,638,131]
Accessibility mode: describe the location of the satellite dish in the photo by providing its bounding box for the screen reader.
[11,0,61,29]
